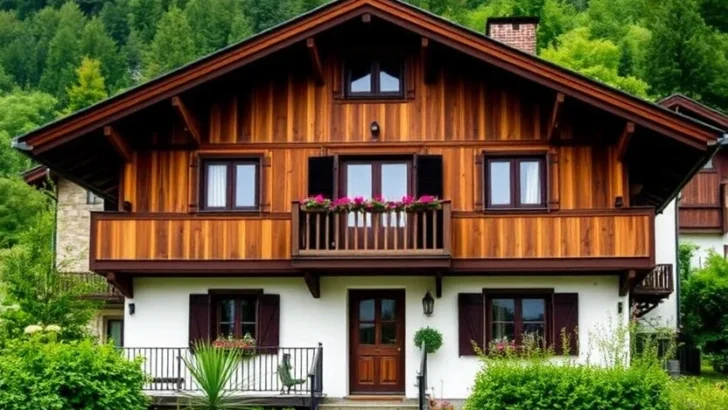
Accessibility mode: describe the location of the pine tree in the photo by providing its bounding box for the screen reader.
[243,0,304,33]
[100,0,132,46]
[123,28,145,84]
[26,7,61,88]
[80,17,128,92]
[185,0,236,55]
[143,6,195,79]
[65,57,108,114]
[130,0,163,44]
[39,2,85,103]
[229,12,253,44]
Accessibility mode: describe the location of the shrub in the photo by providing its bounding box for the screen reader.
[414,327,443,354]
[668,377,728,410]
[464,359,671,410]
[0,334,148,410]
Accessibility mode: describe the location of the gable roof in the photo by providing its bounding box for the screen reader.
[659,94,728,132]
[13,0,722,153]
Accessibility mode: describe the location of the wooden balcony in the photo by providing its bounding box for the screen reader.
[59,272,124,302]
[633,264,675,318]
[291,201,452,268]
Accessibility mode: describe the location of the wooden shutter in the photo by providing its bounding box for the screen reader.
[458,293,484,356]
[415,155,443,197]
[548,148,560,210]
[553,293,579,356]
[188,152,199,213]
[260,155,271,212]
[474,153,484,210]
[308,156,336,198]
[189,294,210,347]
[257,294,280,348]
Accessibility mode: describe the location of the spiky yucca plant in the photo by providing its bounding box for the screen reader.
[181,342,257,409]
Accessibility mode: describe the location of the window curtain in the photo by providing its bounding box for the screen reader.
[206,165,227,207]
[521,161,541,205]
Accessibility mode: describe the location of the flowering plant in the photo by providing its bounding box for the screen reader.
[301,195,331,211]
[365,195,389,213]
[212,333,256,356]
[330,197,353,213]
[488,337,517,356]
[429,399,455,410]
[406,195,442,212]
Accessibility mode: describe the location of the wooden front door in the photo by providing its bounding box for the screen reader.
[349,290,405,394]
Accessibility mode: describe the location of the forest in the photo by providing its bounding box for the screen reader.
[0,0,727,249]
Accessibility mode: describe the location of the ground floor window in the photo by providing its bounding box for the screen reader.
[486,294,549,349]
[214,295,257,339]
[105,318,124,347]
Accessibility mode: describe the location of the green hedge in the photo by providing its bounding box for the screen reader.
[464,359,671,410]
[0,334,148,410]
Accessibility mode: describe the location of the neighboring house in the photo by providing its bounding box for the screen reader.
[22,166,125,347]
[661,95,728,269]
[11,0,721,406]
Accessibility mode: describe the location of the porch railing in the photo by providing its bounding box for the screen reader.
[308,343,323,410]
[292,201,451,257]
[121,346,321,394]
[417,347,428,410]
[634,264,674,295]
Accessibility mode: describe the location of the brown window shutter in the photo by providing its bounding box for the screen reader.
[257,294,280,348]
[458,293,484,356]
[474,153,484,210]
[260,155,271,212]
[188,152,199,213]
[189,294,210,347]
[415,155,444,198]
[553,293,578,355]
[548,149,560,210]
[308,156,336,198]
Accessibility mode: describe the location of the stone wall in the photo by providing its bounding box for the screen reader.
[55,178,103,272]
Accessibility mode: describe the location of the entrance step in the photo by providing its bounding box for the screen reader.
[320,397,418,410]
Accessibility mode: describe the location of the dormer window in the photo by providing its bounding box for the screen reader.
[346,58,403,98]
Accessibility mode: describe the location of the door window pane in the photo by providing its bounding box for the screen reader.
[235,164,256,207]
[379,60,401,93]
[381,323,397,344]
[359,323,375,344]
[347,164,373,227]
[381,163,408,227]
[350,61,372,93]
[489,161,511,205]
[206,164,227,207]
[106,319,123,348]
[519,161,541,205]
[359,299,375,322]
[381,299,396,321]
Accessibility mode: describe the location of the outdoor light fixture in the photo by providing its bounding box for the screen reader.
[617,301,623,314]
[129,303,136,316]
[370,121,380,139]
[422,291,435,316]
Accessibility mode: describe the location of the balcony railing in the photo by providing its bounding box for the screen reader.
[59,272,123,300]
[634,264,674,295]
[291,201,452,258]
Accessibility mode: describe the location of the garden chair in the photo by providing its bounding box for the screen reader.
[278,353,306,394]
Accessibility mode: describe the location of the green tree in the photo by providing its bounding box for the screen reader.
[100,0,131,45]
[701,0,728,33]
[129,0,163,44]
[0,209,101,342]
[587,0,647,42]
[123,28,145,83]
[65,57,108,113]
[542,27,650,97]
[0,65,13,92]
[0,178,49,249]
[185,0,236,55]
[143,6,195,79]
[39,1,85,102]
[537,0,579,50]
[24,6,62,87]
[228,11,253,44]
[243,0,303,33]
[0,89,58,138]
[80,17,127,91]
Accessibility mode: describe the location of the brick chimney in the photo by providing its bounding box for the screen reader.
[486,17,539,55]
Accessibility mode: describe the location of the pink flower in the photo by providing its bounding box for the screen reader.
[314,194,325,203]
[418,195,435,203]
[401,195,414,204]
[353,196,365,205]
[372,195,385,202]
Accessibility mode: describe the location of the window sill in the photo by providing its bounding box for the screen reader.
[482,207,550,214]
[335,95,410,104]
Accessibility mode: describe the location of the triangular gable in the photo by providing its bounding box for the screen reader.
[660,94,728,132]
[15,0,721,152]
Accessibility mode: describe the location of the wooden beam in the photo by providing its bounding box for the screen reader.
[547,92,565,141]
[103,126,132,163]
[619,269,637,297]
[171,96,202,146]
[306,38,324,86]
[421,37,436,85]
[106,272,133,298]
[304,272,320,298]
[617,122,636,161]
[435,271,442,298]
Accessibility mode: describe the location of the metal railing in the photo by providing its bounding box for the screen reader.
[634,264,674,294]
[121,346,321,394]
[59,272,123,300]
[417,347,428,410]
[308,343,324,410]
[292,201,452,257]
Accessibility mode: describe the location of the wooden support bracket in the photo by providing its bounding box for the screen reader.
[547,92,565,141]
[619,269,637,297]
[304,272,320,298]
[422,37,436,85]
[103,126,132,163]
[106,272,133,298]
[435,271,442,298]
[617,122,636,162]
[171,96,202,146]
[306,38,325,86]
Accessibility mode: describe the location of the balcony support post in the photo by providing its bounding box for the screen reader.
[106,272,133,298]
[304,272,320,298]
[434,271,442,298]
[619,269,637,297]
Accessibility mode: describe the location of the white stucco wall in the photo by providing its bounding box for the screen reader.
[125,275,627,399]
[680,232,726,269]
[645,200,679,327]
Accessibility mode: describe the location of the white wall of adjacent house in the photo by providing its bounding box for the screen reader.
[645,199,679,327]
[125,275,627,399]
[680,232,726,269]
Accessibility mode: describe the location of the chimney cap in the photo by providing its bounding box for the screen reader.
[486,16,540,35]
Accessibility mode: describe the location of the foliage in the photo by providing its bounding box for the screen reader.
[414,326,443,354]
[668,376,728,410]
[143,6,195,79]
[0,89,57,140]
[0,333,148,410]
[682,251,728,374]
[181,342,259,409]
[0,210,101,342]
[64,57,108,114]
[0,177,49,248]
[679,242,699,281]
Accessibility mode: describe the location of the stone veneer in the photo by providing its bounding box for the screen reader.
[55,178,104,272]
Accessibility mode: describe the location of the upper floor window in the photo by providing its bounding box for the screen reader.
[346,58,403,98]
[86,190,102,205]
[201,158,260,211]
[703,158,714,170]
[485,156,545,209]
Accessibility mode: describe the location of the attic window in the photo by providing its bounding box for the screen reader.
[346,58,403,98]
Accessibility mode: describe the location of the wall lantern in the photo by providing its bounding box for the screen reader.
[422,291,435,316]
[128,303,136,316]
[617,301,623,314]
[370,121,380,139]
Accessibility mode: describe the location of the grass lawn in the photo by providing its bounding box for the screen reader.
[699,362,728,383]
[667,363,728,409]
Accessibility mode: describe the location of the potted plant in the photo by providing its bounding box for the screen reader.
[301,195,331,211]
[211,333,256,356]
[414,326,443,354]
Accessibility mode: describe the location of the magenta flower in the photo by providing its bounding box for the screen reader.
[418,195,435,203]
[401,195,414,204]
[353,196,365,205]
[314,194,325,203]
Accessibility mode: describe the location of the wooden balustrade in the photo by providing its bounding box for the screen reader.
[292,201,452,257]
[634,264,674,295]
